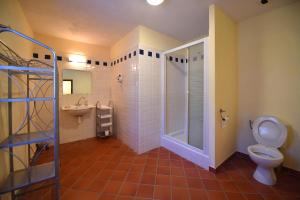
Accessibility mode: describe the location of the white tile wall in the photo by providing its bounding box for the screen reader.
[33,44,165,152]
[111,45,163,154]
[111,46,139,152]
[137,45,162,154]
[59,65,112,143]
[30,48,113,144]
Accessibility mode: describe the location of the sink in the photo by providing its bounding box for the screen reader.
[62,104,95,123]
[62,105,94,116]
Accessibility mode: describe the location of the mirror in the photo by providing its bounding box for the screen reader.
[62,69,91,95]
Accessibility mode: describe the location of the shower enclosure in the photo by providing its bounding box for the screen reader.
[161,38,210,169]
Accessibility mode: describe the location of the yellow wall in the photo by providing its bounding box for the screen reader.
[208,5,216,168]
[0,0,33,58]
[209,5,238,168]
[110,25,182,58]
[138,26,182,51]
[237,1,300,171]
[0,0,34,199]
[34,33,110,60]
[110,27,139,58]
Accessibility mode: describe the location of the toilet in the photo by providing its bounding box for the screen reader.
[248,116,287,185]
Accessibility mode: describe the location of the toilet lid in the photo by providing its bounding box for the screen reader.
[252,116,287,148]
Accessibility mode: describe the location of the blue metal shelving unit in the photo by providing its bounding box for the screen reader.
[0,25,60,199]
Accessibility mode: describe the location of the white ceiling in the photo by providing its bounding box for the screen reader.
[19,0,297,46]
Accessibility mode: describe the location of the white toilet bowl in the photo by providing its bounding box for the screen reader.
[248,116,287,185]
[248,144,283,185]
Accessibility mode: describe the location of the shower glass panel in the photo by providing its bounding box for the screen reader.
[188,43,204,149]
[165,42,204,150]
[166,49,188,143]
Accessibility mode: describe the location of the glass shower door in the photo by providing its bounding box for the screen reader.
[165,49,188,143]
[162,38,209,168]
[188,43,204,149]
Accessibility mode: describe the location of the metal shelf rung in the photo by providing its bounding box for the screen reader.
[101,122,112,127]
[100,114,112,119]
[100,105,112,110]
[0,65,53,75]
[28,78,53,81]
[0,131,54,149]
[0,97,54,103]
[0,162,55,195]
[7,71,53,76]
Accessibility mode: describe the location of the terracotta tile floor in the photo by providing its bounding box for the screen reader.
[19,138,300,200]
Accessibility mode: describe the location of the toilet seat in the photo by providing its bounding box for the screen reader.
[252,116,287,148]
[248,144,283,160]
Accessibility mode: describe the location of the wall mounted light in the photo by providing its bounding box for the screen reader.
[147,0,164,6]
[67,54,94,70]
[68,54,86,63]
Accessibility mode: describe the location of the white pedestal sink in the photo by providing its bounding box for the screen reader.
[61,105,95,123]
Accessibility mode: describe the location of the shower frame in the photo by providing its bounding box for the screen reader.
[161,37,211,169]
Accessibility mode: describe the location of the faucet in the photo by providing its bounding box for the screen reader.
[76,96,86,106]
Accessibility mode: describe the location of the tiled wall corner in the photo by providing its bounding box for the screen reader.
[137,45,162,154]
[111,46,139,152]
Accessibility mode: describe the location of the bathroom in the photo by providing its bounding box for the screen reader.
[0,0,300,199]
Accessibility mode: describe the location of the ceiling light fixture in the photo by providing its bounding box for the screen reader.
[147,0,164,6]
